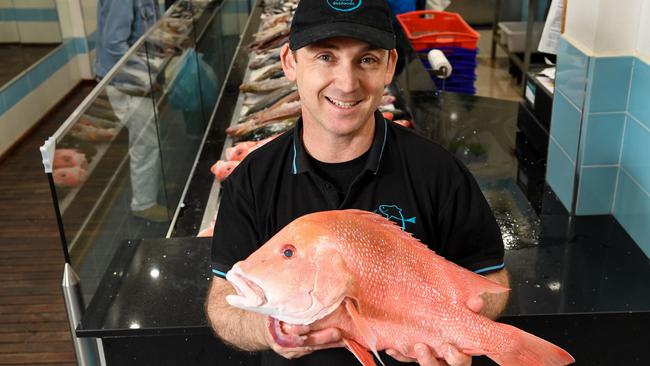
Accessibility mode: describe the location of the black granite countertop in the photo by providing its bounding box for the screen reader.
[77,209,650,337]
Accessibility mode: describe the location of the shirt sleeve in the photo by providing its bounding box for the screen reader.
[436,159,505,274]
[210,172,261,279]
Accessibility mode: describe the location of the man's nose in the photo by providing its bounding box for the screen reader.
[334,62,360,93]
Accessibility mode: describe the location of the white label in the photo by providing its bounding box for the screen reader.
[525,81,536,107]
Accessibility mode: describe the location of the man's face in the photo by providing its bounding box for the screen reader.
[280,37,398,138]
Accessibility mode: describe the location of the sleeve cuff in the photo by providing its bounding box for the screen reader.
[211,263,231,279]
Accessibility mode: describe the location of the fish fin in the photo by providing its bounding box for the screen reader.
[486,324,574,366]
[344,299,385,366]
[343,338,378,366]
[343,210,429,251]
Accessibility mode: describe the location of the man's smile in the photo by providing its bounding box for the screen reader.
[324,96,363,109]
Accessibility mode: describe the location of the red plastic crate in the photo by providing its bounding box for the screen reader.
[397,11,480,51]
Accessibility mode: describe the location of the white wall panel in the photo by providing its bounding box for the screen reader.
[0,54,82,156]
[637,1,650,59]
[564,0,600,51]
[0,22,19,42]
[17,21,61,43]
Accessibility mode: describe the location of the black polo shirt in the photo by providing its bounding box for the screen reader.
[210,111,504,365]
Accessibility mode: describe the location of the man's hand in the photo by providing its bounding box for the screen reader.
[264,319,345,359]
[386,343,471,366]
[385,294,485,365]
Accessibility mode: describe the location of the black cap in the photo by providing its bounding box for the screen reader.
[289,0,396,51]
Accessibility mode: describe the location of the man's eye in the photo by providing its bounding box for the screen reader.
[317,54,332,62]
[361,57,378,64]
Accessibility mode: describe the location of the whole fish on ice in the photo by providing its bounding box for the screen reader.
[225,210,574,366]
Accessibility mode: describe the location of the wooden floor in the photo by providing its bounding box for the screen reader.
[0,82,95,365]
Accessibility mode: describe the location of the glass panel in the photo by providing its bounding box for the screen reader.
[54,42,170,305]
[45,0,253,308]
[145,3,206,220]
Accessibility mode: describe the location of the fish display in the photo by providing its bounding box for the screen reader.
[249,22,290,51]
[240,77,293,94]
[70,122,116,142]
[197,218,216,237]
[249,48,282,70]
[53,166,89,188]
[393,120,414,129]
[225,210,575,366]
[234,117,296,142]
[227,101,301,137]
[254,63,285,82]
[211,160,240,181]
[243,86,297,117]
[224,134,280,162]
[53,149,88,170]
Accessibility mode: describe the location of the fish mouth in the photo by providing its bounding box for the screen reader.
[225,270,267,309]
[267,317,306,348]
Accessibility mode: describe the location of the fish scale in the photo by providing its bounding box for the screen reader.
[225,210,574,366]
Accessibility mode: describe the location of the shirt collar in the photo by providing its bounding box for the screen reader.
[291,110,388,175]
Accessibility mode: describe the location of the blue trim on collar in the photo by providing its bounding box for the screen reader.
[292,142,298,174]
[212,268,227,278]
[473,263,505,274]
[375,119,388,175]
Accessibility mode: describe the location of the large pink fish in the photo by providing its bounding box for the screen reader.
[225,210,574,366]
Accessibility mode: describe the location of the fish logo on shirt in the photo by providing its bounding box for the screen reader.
[376,204,416,231]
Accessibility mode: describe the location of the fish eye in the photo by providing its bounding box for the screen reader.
[281,244,296,259]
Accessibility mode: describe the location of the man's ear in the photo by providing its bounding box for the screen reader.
[280,43,297,82]
[384,49,399,86]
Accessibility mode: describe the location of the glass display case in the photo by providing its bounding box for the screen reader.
[41,0,251,308]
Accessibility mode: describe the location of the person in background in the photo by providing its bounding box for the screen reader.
[206,0,509,365]
[95,0,169,222]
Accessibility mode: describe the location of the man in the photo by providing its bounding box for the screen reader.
[95,0,169,222]
[206,0,509,365]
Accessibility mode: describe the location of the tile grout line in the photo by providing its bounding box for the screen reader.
[612,57,637,213]
[555,88,583,113]
[550,135,576,166]
[621,167,650,199]
[582,164,619,168]
[627,112,650,133]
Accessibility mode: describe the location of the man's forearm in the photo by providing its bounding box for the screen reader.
[480,268,510,320]
[205,277,270,352]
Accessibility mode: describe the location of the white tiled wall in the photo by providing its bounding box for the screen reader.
[55,0,86,39]
[79,0,97,36]
[0,22,20,42]
[637,1,650,60]
[17,22,62,43]
[565,0,649,57]
[593,0,643,55]
[15,0,57,9]
[564,0,601,51]
[0,53,82,157]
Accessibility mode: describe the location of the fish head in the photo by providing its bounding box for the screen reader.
[226,218,354,325]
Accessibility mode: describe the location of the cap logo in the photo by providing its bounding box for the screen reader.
[326,0,362,12]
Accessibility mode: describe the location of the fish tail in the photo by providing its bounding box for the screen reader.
[404,217,416,224]
[487,324,574,366]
